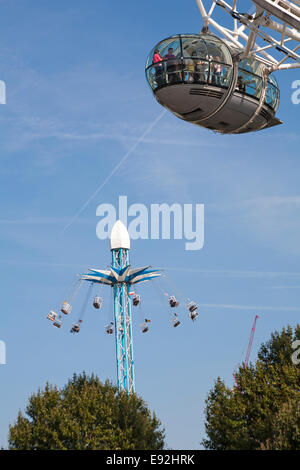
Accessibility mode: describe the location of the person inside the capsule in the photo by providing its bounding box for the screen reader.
[208,55,215,84]
[214,56,223,86]
[164,47,178,83]
[185,54,195,82]
[191,51,201,83]
[196,55,207,83]
[237,74,256,95]
[184,51,206,84]
[153,48,164,87]
[237,75,246,92]
[222,66,231,87]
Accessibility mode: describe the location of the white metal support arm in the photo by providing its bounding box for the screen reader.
[195,0,300,70]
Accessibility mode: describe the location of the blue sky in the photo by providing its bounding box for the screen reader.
[1,0,300,450]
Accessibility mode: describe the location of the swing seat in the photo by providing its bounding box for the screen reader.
[47,310,57,322]
[70,323,80,333]
[169,296,179,308]
[187,301,197,313]
[141,323,149,333]
[93,296,102,309]
[189,311,199,321]
[61,302,72,315]
[132,294,141,306]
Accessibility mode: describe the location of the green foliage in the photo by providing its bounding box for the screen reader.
[202,325,300,450]
[9,372,165,450]
[261,396,300,450]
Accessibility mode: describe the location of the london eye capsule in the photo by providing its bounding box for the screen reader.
[145,33,281,134]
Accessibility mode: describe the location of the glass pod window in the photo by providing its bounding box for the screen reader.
[237,67,263,98]
[181,34,233,88]
[237,57,280,111]
[146,36,182,90]
[266,79,280,111]
[145,36,181,69]
[146,34,234,91]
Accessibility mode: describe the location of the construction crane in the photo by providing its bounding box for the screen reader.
[233,315,259,387]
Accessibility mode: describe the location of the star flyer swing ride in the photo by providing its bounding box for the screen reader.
[145,0,300,134]
[46,221,199,394]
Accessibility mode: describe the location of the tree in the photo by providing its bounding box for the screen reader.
[260,396,300,450]
[202,325,300,450]
[9,372,165,450]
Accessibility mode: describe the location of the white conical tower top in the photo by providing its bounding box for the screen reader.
[110,220,130,250]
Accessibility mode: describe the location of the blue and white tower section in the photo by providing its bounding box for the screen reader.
[81,220,161,394]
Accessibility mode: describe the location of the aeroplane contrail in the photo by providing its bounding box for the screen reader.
[61,109,167,235]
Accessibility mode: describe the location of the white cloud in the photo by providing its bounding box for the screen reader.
[271,285,300,289]
[162,266,300,278]
[0,217,92,225]
[199,303,300,312]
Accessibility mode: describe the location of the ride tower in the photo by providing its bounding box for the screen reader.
[81,220,161,394]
